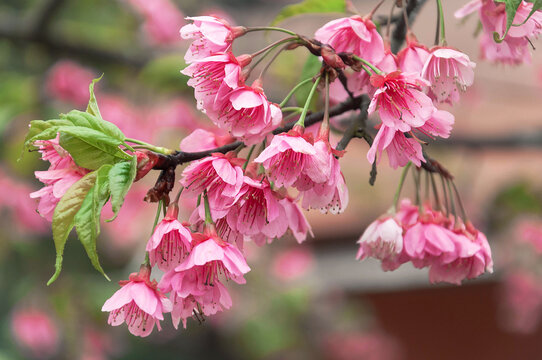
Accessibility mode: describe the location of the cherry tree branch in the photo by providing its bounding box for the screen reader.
[390,0,429,53]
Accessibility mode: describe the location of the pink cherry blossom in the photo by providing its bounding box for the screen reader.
[175,227,251,284]
[126,0,185,45]
[212,80,282,145]
[397,35,430,74]
[356,217,403,262]
[182,53,251,112]
[30,137,89,221]
[369,71,434,132]
[102,266,172,337]
[480,32,532,65]
[226,176,286,239]
[146,203,192,271]
[422,47,476,104]
[254,126,318,188]
[300,160,349,214]
[367,125,425,169]
[11,308,60,359]
[181,16,246,63]
[46,60,96,106]
[272,247,315,281]
[315,16,385,64]
[279,197,313,243]
[418,109,455,139]
[179,129,234,152]
[180,152,244,219]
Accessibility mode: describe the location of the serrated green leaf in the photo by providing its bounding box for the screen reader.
[24,119,71,145]
[271,0,346,26]
[61,110,125,142]
[48,171,97,285]
[107,156,137,221]
[86,76,103,119]
[59,132,128,170]
[295,55,322,111]
[94,164,112,207]
[74,187,110,281]
[494,0,523,42]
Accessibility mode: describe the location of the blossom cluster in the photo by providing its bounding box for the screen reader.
[357,199,493,285]
[456,0,542,65]
[316,15,476,168]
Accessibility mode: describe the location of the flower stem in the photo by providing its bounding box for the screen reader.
[250,37,297,58]
[393,162,412,211]
[243,145,256,170]
[203,190,213,225]
[295,75,322,128]
[125,138,174,155]
[144,199,163,266]
[352,55,382,75]
[245,26,297,36]
[436,0,447,45]
[279,77,315,108]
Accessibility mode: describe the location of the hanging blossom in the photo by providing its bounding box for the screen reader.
[212,79,282,145]
[102,265,172,337]
[254,125,323,189]
[182,52,252,112]
[357,199,493,284]
[179,128,235,153]
[180,151,245,219]
[455,0,542,65]
[146,203,192,271]
[397,34,430,75]
[422,47,476,104]
[30,137,89,221]
[159,224,249,328]
[180,16,247,63]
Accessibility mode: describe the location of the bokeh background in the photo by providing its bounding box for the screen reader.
[2,0,542,359]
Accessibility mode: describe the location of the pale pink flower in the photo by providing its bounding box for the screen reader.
[182,53,251,112]
[126,0,185,45]
[179,129,234,152]
[356,217,403,262]
[146,99,204,133]
[254,126,319,188]
[369,71,434,132]
[212,80,282,145]
[226,176,286,239]
[272,247,315,281]
[315,16,385,64]
[454,0,483,19]
[102,266,172,337]
[300,160,349,214]
[480,32,532,65]
[180,152,244,219]
[367,125,425,169]
[46,60,96,106]
[30,137,89,221]
[418,109,455,139]
[422,47,476,104]
[11,308,60,359]
[397,36,430,74]
[174,227,251,283]
[181,16,246,63]
[279,197,313,243]
[146,203,192,271]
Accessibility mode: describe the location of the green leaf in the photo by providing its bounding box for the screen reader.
[61,110,125,142]
[295,55,322,111]
[59,132,129,170]
[23,120,72,146]
[86,76,104,119]
[107,155,137,221]
[49,171,97,285]
[493,0,523,42]
[271,0,346,26]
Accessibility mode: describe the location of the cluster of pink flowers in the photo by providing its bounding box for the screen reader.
[357,199,493,284]
[315,16,474,168]
[456,0,542,65]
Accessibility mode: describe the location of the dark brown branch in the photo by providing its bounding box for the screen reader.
[152,95,364,170]
[336,95,370,151]
[30,0,66,37]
